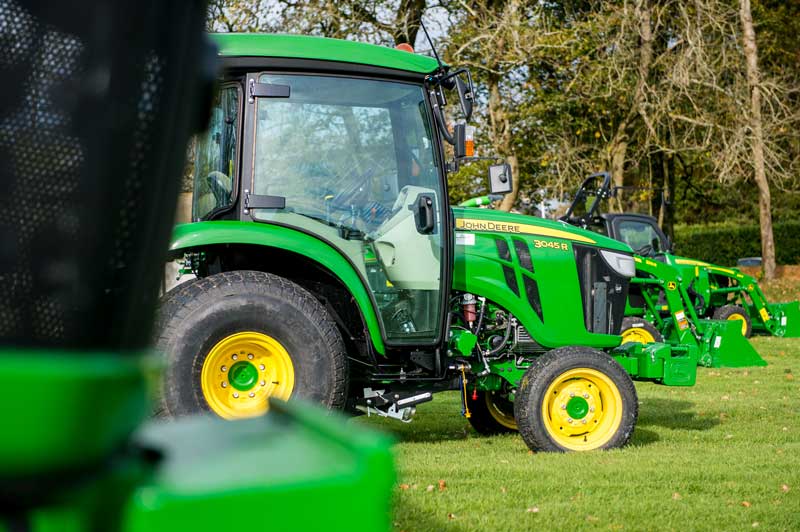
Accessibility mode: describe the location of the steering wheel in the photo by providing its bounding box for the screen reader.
[206,171,231,206]
[635,244,654,257]
[329,166,377,208]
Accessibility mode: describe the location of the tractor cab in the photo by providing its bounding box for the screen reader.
[192,63,451,343]
[561,172,672,257]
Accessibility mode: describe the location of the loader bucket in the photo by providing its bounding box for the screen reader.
[696,320,767,368]
[767,301,800,338]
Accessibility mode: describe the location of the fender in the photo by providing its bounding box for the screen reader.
[169,221,386,355]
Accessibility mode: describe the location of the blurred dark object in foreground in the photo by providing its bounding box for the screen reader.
[0,0,214,351]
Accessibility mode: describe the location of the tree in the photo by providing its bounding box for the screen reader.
[739,0,774,278]
[206,0,429,46]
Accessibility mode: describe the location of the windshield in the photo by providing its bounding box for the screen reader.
[250,73,445,344]
[617,220,664,254]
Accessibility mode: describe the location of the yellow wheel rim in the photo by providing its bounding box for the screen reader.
[541,368,623,451]
[621,326,655,345]
[727,313,747,336]
[485,392,518,430]
[200,332,294,420]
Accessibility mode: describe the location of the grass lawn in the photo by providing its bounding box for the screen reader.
[356,336,800,531]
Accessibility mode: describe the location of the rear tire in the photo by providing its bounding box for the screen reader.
[619,317,663,345]
[155,270,347,419]
[466,390,518,435]
[713,304,752,338]
[514,346,638,452]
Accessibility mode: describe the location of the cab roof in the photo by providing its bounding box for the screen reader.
[210,33,440,75]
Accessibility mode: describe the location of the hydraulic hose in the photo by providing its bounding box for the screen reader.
[486,315,514,356]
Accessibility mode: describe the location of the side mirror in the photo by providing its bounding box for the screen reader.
[454,71,474,123]
[488,163,513,195]
[664,236,673,253]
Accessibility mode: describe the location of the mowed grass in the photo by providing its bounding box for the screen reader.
[355,336,800,531]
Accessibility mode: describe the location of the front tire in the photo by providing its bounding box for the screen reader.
[155,270,347,419]
[514,346,638,452]
[713,304,752,338]
[619,317,663,345]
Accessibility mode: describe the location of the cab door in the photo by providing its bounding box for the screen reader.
[240,71,450,347]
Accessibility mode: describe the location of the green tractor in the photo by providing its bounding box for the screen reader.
[159,33,701,453]
[561,172,798,346]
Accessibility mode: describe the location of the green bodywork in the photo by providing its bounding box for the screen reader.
[664,255,800,338]
[450,207,628,349]
[1,354,394,532]
[170,207,629,355]
[0,351,150,478]
[211,33,439,74]
[626,257,766,368]
[171,221,387,355]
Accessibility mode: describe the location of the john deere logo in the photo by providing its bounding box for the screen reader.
[667,281,677,291]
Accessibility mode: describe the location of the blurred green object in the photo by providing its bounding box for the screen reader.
[9,400,394,532]
[0,2,395,531]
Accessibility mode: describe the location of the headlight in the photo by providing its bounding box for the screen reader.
[600,250,636,278]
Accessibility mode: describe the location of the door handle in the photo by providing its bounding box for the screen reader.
[414,194,436,234]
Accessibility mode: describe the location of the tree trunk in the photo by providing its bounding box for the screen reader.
[740,0,776,279]
[392,0,426,46]
[486,70,518,212]
[606,0,653,212]
[608,133,628,212]
[498,154,519,212]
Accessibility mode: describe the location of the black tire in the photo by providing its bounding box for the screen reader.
[466,390,518,435]
[514,346,638,452]
[712,304,752,338]
[619,316,663,345]
[155,270,348,418]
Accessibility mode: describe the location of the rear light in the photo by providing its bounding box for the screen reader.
[465,125,475,157]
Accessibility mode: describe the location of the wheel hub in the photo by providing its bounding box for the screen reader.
[228,360,258,391]
[566,395,589,419]
[541,368,623,450]
[200,331,295,420]
[549,382,599,435]
[621,327,654,344]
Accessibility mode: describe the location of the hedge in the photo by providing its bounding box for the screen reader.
[673,220,800,267]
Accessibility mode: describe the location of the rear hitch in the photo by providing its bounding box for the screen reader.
[356,388,433,423]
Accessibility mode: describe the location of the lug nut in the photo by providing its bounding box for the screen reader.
[259,364,265,370]
[567,418,573,423]
[249,392,255,398]
[248,353,254,360]
[583,393,589,399]
[233,393,239,398]
[221,382,227,388]
[561,404,566,410]
[589,407,595,413]
[232,354,238,360]
[570,392,575,397]
[260,380,266,386]
[582,419,587,424]
[221,365,227,372]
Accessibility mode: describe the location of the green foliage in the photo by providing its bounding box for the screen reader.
[674,221,800,266]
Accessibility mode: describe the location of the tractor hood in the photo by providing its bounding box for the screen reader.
[452,207,633,253]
